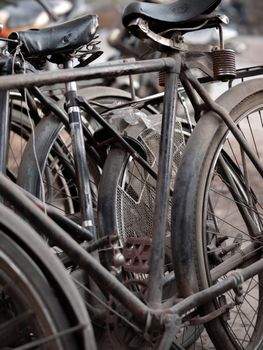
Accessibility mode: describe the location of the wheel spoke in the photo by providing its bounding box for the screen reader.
[0,310,34,347]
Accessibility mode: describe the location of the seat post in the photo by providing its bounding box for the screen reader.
[64,59,97,238]
[147,55,182,308]
[0,56,12,175]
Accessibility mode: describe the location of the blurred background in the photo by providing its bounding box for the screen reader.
[87,0,263,69]
[0,0,262,33]
[86,0,263,35]
[0,0,262,68]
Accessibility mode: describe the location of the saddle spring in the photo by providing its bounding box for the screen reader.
[212,24,236,81]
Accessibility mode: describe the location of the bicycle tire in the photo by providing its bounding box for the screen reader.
[0,203,95,349]
[172,78,263,349]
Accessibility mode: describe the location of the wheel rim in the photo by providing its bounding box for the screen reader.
[202,103,263,349]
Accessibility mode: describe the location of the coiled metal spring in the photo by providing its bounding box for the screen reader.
[212,48,236,81]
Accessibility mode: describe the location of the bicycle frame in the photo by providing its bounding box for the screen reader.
[0,56,12,175]
[1,54,263,349]
[1,170,263,349]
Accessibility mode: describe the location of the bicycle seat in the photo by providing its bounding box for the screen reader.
[8,14,98,62]
[123,0,221,31]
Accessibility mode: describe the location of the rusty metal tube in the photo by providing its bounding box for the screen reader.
[0,57,175,91]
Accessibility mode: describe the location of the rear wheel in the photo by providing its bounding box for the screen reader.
[172,78,263,349]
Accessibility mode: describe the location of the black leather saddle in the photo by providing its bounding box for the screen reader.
[8,14,99,61]
[123,0,222,31]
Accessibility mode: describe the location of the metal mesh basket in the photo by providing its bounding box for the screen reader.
[116,120,186,245]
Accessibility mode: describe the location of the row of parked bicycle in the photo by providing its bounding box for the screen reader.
[0,0,263,349]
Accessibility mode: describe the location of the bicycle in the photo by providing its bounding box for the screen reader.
[1,0,263,348]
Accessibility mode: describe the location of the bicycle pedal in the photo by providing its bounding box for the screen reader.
[122,237,152,274]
